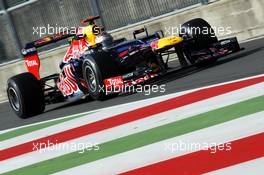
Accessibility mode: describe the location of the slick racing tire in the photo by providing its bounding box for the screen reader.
[180,18,218,66]
[82,51,119,100]
[7,73,45,118]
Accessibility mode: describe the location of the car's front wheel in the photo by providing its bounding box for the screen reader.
[82,60,106,100]
[181,18,218,67]
[82,50,122,100]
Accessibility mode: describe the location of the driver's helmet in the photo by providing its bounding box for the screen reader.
[81,24,101,47]
[76,23,113,49]
[96,32,114,49]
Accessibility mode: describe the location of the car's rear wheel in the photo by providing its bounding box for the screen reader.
[7,73,45,118]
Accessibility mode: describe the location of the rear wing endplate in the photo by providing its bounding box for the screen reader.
[21,32,74,80]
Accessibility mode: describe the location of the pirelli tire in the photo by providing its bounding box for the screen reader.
[180,18,218,66]
[7,72,45,118]
[82,51,120,100]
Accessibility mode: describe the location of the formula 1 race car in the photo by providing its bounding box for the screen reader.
[7,16,241,118]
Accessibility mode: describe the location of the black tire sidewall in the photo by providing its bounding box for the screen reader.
[7,80,25,117]
[83,60,106,100]
[181,18,218,50]
[181,18,219,66]
[7,73,45,118]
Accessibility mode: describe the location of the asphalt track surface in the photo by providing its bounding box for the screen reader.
[1,37,264,130]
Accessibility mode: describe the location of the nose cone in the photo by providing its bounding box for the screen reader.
[152,36,184,51]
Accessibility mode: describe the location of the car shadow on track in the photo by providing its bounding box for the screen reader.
[44,98,92,113]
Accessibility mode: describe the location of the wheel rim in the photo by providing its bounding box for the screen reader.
[8,87,20,111]
[85,66,97,92]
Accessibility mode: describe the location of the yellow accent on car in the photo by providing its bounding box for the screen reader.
[82,24,98,47]
[157,36,183,49]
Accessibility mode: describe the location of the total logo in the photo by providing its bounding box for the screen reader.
[25,60,39,67]
[106,76,124,86]
[104,76,124,91]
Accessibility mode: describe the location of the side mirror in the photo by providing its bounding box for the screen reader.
[74,34,84,40]
[67,36,74,44]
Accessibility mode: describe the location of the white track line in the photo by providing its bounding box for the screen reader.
[240,35,264,43]
[0,100,8,104]
[0,110,100,134]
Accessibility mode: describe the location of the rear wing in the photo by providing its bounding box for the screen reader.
[21,32,74,80]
